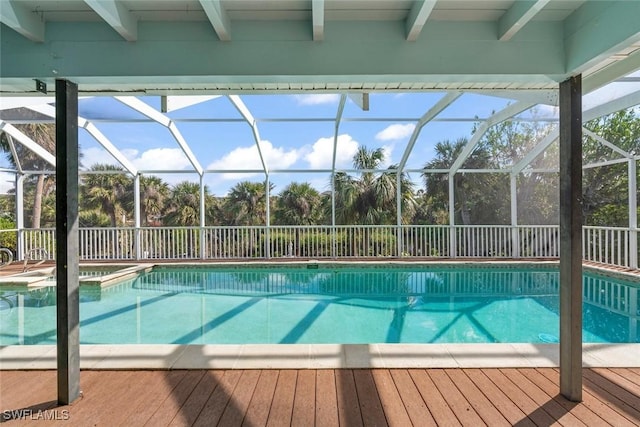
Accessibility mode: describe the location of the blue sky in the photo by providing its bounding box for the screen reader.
[4,73,640,197]
[71,92,515,196]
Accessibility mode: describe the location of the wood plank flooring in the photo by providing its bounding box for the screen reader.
[1,368,638,426]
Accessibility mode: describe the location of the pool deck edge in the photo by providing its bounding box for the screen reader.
[1,343,639,370]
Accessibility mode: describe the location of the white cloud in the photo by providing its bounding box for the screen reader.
[375,123,416,141]
[207,140,300,180]
[0,172,14,194]
[304,134,359,169]
[293,94,340,106]
[81,147,120,170]
[125,148,192,171]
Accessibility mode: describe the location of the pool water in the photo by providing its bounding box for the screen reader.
[1,266,638,345]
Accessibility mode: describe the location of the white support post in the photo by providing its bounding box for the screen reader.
[511,173,520,258]
[200,175,206,260]
[265,175,271,259]
[449,175,456,258]
[629,160,637,268]
[396,173,402,257]
[134,175,141,260]
[331,174,337,258]
[15,174,25,260]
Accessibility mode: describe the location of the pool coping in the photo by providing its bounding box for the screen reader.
[0,263,154,288]
[1,343,639,370]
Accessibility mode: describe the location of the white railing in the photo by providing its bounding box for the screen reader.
[518,225,559,258]
[582,226,630,267]
[80,227,136,260]
[0,224,636,268]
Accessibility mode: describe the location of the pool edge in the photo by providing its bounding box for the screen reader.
[1,343,639,370]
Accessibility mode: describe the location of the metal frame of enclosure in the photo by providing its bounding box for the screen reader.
[2,0,640,404]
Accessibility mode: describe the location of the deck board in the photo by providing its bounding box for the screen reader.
[501,368,587,426]
[464,369,534,426]
[1,368,638,426]
[582,369,640,424]
[521,368,606,426]
[445,369,511,426]
[483,368,558,426]
[123,370,187,426]
[315,369,339,426]
[353,369,388,427]
[193,369,242,427]
[335,369,363,427]
[389,369,437,427]
[407,368,462,427]
[217,370,261,427]
[429,369,485,426]
[242,370,278,427]
[540,369,637,427]
[266,370,297,427]
[291,369,315,427]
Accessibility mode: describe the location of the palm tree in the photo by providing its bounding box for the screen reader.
[275,182,323,225]
[161,181,204,258]
[422,138,504,225]
[334,146,416,225]
[225,181,270,226]
[81,164,132,227]
[164,181,201,226]
[275,182,324,256]
[139,175,170,226]
[0,121,56,228]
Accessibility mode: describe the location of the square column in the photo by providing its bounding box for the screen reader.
[55,79,80,405]
[559,75,582,402]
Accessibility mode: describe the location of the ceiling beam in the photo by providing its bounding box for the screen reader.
[312,0,324,41]
[84,0,137,41]
[583,48,640,93]
[227,95,268,175]
[406,0,437,42]
[199,0,231,41]
[0,0,44,42]
[398,91,462,170]
[449,101,536,175]
[564,0,640,74]
[498,0,550,41]
[114,96,204,176]
[26,104,138,175]
[160,95,221,113]
[0,121,55,166]
[347,93,369,111]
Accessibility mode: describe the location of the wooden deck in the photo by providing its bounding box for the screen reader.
[1,368,639,426]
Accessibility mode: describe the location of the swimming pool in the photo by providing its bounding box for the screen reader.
[1,263,638,345]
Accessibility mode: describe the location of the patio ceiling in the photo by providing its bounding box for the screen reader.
[1,0,640,95]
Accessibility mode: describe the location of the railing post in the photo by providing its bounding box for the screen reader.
[332,226,337,258]
[133,175,141,260]
[511,173,520,258]
[449,176,456,258]
[199,175,206,260]
[628,159,637,268]
[15,174,25,260]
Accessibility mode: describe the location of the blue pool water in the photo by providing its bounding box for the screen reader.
[1,265,638,345]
